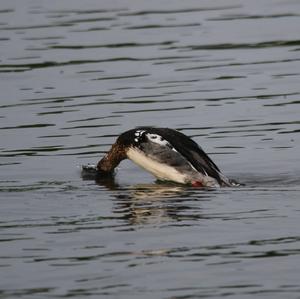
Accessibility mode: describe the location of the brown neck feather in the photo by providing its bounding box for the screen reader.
[97,142,127,173]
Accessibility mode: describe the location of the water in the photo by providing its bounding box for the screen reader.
[0,0,300,298]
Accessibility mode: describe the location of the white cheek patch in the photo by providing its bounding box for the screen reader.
[134,130,146,143]
[146,133,170,147]
[134,130,145,137]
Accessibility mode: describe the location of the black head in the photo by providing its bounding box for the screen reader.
[117,128,150,148]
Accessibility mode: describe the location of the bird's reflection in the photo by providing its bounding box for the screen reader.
[82,169,214,226]
[116,184,190,226]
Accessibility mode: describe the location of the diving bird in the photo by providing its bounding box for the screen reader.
[95,127,237,187]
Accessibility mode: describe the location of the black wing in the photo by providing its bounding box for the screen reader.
[140,127,225,184]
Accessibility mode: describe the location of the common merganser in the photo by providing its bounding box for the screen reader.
[96,127,237,187]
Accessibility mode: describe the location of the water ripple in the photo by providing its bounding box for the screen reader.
[1,1,300,298]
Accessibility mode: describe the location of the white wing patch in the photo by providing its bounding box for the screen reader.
[133,130,176,153]
[146,133,170,147]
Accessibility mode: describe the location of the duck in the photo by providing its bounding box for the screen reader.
[96,127,237,187]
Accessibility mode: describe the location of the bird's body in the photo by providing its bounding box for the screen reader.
[96,127,236,187]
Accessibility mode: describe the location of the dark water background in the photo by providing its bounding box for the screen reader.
[1,0,300,298]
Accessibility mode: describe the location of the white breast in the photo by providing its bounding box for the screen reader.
[127,147,187,184]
